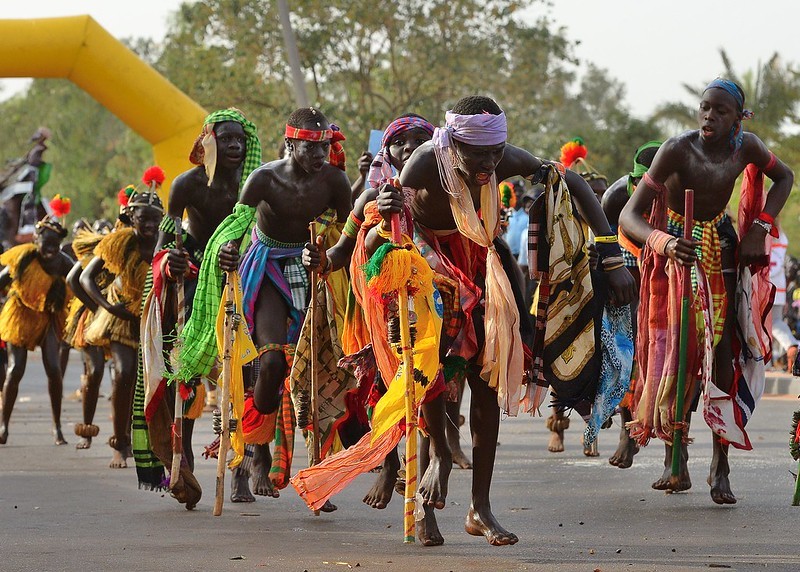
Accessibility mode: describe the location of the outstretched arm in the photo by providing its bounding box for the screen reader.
[67,260,97,312]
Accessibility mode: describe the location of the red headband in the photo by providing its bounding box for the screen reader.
[284,124,346,170]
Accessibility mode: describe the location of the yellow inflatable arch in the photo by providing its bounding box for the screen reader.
[0,15,208,198]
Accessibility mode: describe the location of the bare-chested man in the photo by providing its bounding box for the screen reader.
[620,79,793,504]
[216,107,350,507]
[374,95,636,545]
[136,108,263,506]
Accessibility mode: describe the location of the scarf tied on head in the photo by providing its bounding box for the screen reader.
[189,108,262,190]
[704,78,754,154]
[367,116,435,188]
[284,123,347,171]
[432,110,507,199]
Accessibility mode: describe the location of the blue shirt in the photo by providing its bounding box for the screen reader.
[503,208,528,257]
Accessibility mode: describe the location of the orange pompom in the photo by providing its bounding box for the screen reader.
[559,137,587,168]
[142,166,166,187]
[49,194,72,217]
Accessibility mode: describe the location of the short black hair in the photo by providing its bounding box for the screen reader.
[287,107,329,130]
[451,95,502,116]
[636,146,659,169]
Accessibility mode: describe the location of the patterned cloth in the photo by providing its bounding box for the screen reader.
[584,303,634,445]
[525,163,601,414]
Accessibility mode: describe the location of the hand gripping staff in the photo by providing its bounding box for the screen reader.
[670,189,693,487]
[169,216,185,490]
[213,275,237,516]
[308,223,322,517]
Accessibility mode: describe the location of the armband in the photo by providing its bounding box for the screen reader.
[646,229,676,256]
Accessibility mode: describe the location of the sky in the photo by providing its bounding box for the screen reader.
[2,0,799,119]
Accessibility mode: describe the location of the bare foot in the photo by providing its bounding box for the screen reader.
[708,474,737,504]
[465,504,518,546]
[230,467,256,502]
[652,443,690,492]
[545,413,568,453]
[109,449,128,469]
[0,424,8,445]
[451,444,473,469]
[251,443,279,498]
[583,436,599,457]
[363,454,399,509]
[320,499,337,512]
[609,426,639,469]
[75,437,92,450]
[418,449,452,509]
[418,504,444,546]
[54,427,67,446]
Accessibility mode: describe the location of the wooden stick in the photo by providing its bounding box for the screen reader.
[309,223,321,517]
[671,189,694,485]
[213,275,236,516]
[169,217,185,490]
[391,212,418,544]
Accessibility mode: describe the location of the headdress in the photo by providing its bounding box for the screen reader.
[431,110,508,198]
[559,137,607,185]
[126,166,165,213]
[36,194,70,238]
[284,122,348,171]
[704,78,753,153]
[367,115,435,188]
[189,107,262,189]
[627,140,662,195]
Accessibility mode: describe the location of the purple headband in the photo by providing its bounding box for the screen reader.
[433,110,508,149]
[381,116,435,148]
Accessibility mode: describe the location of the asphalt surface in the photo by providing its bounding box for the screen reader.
[2,351,800,572]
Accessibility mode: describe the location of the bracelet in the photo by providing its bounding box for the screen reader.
[646,229,675,256]
[603,262,625,272]
[752,217,772,235]
[342,215,360,239]
[375,222,393,240]
[601,255,625,268]
[594,234,618,244]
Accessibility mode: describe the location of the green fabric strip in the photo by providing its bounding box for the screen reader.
[172,203,257,382]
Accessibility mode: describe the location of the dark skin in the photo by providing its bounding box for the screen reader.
[600,174,641,468]
[302,125,460,521]
[81,205,160,468]
[620,87,794,504]
[0,228,73,445]
[218,117,351,511]
[66,260,106,450]
[350,151,373,203]
[159,120,256,499]
[374,137,637,546]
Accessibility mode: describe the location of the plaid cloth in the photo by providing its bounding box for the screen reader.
[173,203,257,383]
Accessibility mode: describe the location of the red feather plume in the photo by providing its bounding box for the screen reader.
[559,137,588,168]
[117,185,135,207]
[142,165,166,187]
[49,194,71,217]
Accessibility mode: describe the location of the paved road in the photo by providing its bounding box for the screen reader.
[2,351,800,572]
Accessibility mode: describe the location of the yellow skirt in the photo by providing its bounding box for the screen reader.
[0,295,63,351]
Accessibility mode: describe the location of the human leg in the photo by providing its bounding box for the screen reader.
[0,344,28,444]
[446,378,472,469]
[108,342,137,468]
[417,393,451,546]
[251,280,289,415]
[608,406,639,468]
[75,345,105,449]
[463,369,518,546]
[41,326,67,445]
[545,408,569,453]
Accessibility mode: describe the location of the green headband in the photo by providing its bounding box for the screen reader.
[627,140,662,196]
[204,108,262,190]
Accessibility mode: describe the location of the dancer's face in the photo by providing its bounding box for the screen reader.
[387,127,432,172]
[35,229,62,260]
[698,88,740,145]
[453,140,506,187]
[131,205,162,240]
[214,121,247,170]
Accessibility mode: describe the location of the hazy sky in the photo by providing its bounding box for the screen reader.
[2,0,799,119]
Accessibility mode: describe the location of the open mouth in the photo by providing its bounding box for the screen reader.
[476,172,491,185]
[701,126,714,137]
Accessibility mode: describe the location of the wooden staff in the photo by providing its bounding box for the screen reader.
[309,223,321,517]
[169,217,185,490]
[670,189,694,486]
[213,275,236,516]
[390,212,418,544]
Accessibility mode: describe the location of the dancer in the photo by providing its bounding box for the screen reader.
[82,176,163,468]
[139,108,262,506]
[620,79,794,504]
[0,212,73,445]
